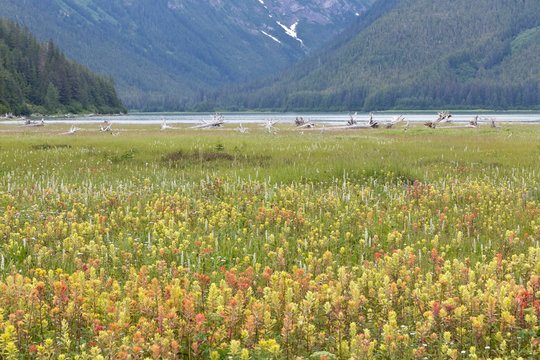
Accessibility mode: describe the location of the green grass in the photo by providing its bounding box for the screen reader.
[1,124,537,184]
[0,123,538,359]
[1,123,538,272]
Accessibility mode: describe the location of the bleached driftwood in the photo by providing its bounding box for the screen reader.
[322,112,379,131]
[191,114,224,129]
[425,111,452,128]
[476,116,500,128]
[235,123,248,133]
[161,117,181,130]
[403,120,410,133]
[384,115,405,128]
[295,117,315,128]
[60,126,80,135]
[297,122,315,129]
[342,112,378,129]
[489,118,500,128]
[261,119,278,134]
[438,111,453,123]
[100,120,112,132]
[347,112,358,126]
[368,112,380,128]
[434,115,478,129]
[22,119,45,127]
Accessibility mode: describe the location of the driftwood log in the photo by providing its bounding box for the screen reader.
[191,114,224,129]
[60,126,80,135]
[425,111,452,128]
[368,112,379,128]
[384,115,405,128]
[261,119,278,134]
[100,120,112,132]
[235,124,248,133]
[20,119,45,127]
[295,117,315,128]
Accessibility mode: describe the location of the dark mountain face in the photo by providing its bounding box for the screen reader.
[0,0,373,109]
[204,0,540,111]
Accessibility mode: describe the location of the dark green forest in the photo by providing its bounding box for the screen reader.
[0,19,125,116]
[0,0,372,111]
[195,0,540,112]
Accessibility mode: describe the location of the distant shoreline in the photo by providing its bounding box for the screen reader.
[2,112,538,126]
[128,109,540,115]
[0,113,127,121]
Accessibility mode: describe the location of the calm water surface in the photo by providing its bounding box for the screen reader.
[2,112,540,125]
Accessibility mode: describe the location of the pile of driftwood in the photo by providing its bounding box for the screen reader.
[294,111,502,132]
[424,112,499,129]
[425,111,453,128]
[17,111,505,137]
[477,116,500,128]
[320,112,408,131]
[21,119,45,127]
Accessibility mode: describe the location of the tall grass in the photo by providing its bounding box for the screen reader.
[0,124,538,359]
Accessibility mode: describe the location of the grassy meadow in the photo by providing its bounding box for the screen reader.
[0,123,539,359]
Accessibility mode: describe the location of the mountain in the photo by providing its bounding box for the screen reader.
[201,0,540,111]
[0,0,374,110]
[0,19,125,116]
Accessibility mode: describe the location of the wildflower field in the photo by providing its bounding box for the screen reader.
[0,124,539,359]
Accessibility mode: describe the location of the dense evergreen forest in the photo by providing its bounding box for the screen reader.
[195,0,540,111]
[0,19,125,116]
[0,0,372,111]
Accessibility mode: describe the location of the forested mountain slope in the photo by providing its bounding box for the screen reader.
[0,0,373,110]
[0,19,125,116]
[201,0,540,111]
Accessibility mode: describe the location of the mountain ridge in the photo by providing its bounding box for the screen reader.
[198,0,540,111]
[0,0,373,109]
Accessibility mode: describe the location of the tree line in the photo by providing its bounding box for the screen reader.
[0,19,126,116]
[187,0,540,112]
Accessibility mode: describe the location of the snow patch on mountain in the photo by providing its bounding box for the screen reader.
[276,21,304,46]
[261,30,281,44]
